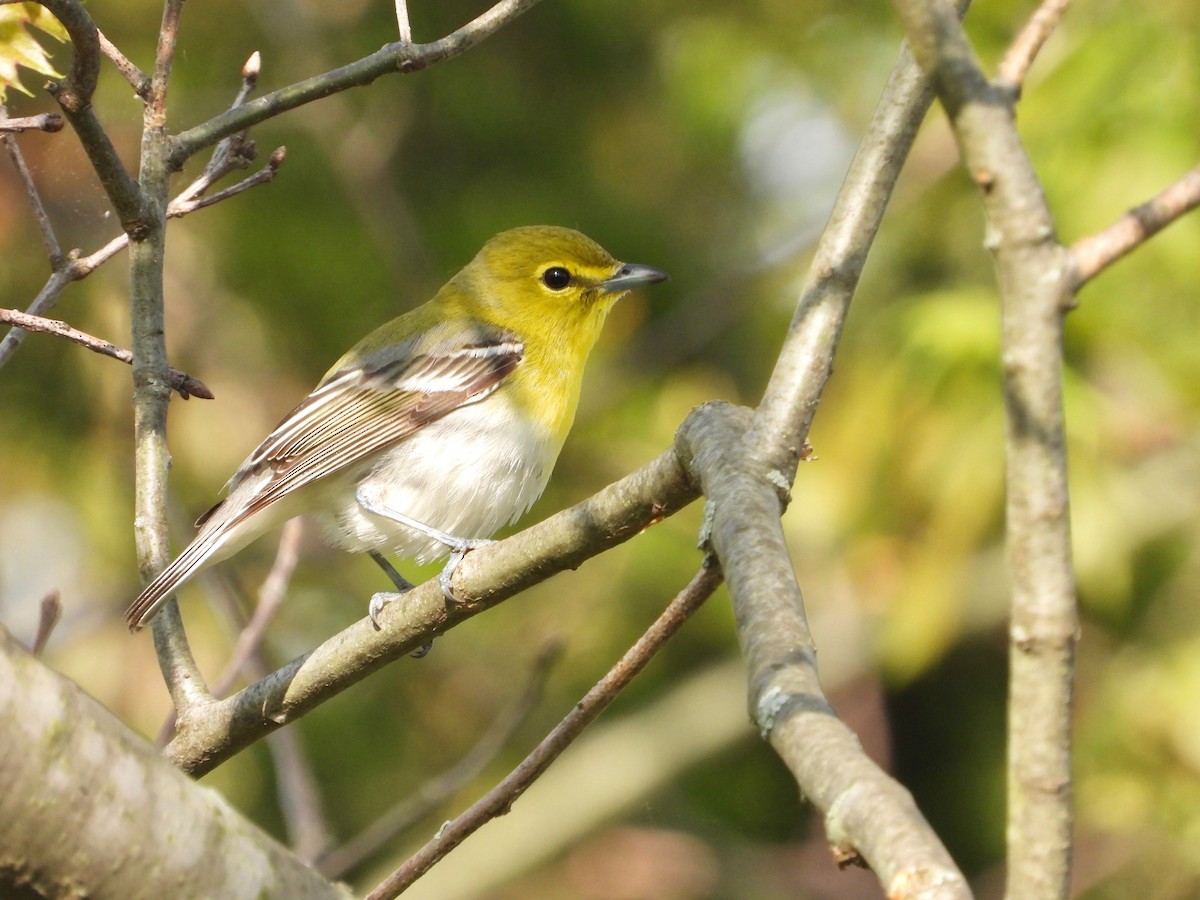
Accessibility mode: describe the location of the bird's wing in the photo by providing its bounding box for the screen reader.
[199,329,523,531]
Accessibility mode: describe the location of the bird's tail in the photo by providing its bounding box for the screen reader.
[124,524,230,632]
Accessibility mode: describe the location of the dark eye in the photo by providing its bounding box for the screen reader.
[541,266,573,291]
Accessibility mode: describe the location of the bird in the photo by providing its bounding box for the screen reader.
[125,225,668,632]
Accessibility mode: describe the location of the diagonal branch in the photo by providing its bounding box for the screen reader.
[683,405,970,898]
[318,640,561,879]
[370,564,721,899]
[997,0,1071,92]
[168,0,546,169]
[163,438,700,777]
[1069,162,1200,289]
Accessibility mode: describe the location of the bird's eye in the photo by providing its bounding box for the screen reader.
[541,267,573,291]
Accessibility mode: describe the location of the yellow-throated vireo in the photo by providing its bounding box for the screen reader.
[125,226,668,631]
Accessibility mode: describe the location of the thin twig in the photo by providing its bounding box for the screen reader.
[97,29,150,99]
[0,307,213,400]
[0,113,64,133]
[998,0,1071,92]
[147,0,185,119]
[1070,163,1200,289]
[210,518,305,699]
[267,718,334,862]
[0,146,285,371]
[395,0,412,42]
[318,641,562,879]
[30,590,62,656]
[170,147,286,217]
[1,104,64,264]
[368,564,721,900]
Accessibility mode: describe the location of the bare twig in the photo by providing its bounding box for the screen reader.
[170,147,286,217]
[268,719,334,862]
[368,564,721,899]
[1070,163,1200,289]
[210,518,304,699]
[998,0,1071,92]
[169,0,547,168]
[0,307,213,400]
[395,0,412,42]
[890,1,1078,897]
[0,113,64,133]
[318,641,562,879]
[1,112,64,264]
[30,590,62,656]
[0,149,280,371]
[147,0,184,120]
[97,29,150,99]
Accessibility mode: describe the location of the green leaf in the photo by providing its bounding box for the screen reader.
[0,3,67,100]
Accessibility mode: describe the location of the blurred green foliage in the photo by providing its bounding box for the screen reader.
[2,0,1199,896]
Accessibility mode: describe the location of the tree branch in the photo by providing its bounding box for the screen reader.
[97,28,150,99]
[0,307,212,400]
[25,0,150,237]
[997,0,1071,93]
[890,1,1078,897]
[1069,163,1200,289]
[163,439,700,776]
[167,0,546,169]
[318,640,561,879]
[729,13,973,895]
[1,107,64,264]
[680,404,970,898]
[370,563,721,899]
[0,112,64,132]
[0,625,347,898]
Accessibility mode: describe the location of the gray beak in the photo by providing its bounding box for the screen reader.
[600,262,670,293]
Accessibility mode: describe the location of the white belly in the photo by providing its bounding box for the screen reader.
[315,395,560,563]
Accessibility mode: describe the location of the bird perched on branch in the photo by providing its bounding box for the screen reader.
[125,226,668,632]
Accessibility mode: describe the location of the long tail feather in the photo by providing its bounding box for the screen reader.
[124,529,228,632]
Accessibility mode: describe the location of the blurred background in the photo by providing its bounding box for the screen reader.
[2,0,1199,896]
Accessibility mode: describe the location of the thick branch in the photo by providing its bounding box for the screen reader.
[732,18,971,896]
[168,0,546,168]
[164,442,699,776]
[680,404,970,899]
[890,1,1078,898]
[0,626,347,898]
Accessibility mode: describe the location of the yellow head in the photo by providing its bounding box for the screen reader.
[447,225,668,440]
[451,225,665,348]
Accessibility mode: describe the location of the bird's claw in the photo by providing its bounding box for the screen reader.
[368,591,402,629]
[437,539,495,603]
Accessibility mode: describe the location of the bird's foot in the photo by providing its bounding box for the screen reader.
[437,538,495,603]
